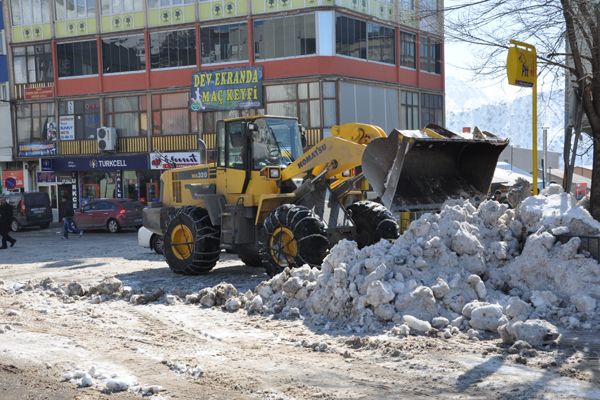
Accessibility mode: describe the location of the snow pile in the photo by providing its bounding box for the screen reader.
[243,191,600,344]
[163,360,204,379]
[63,365,139,393]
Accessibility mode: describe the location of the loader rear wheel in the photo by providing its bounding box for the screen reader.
[164,206,220,275]
[259,204,329,277]
[348,201,399,248]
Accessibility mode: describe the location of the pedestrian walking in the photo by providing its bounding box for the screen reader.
[0,197,16,249]
[60,195,83,239]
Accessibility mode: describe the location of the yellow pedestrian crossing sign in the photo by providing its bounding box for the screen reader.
[507,41,536,87]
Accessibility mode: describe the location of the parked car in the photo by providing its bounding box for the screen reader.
[74,199,144,233]
[137,226,164,255]
[1,192,53,232]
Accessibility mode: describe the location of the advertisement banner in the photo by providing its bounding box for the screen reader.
[52,154,149,171]
[2,170,24,190]
[17,142,57,157]
[37,171,56,183]
[59,115,75,140]
[23,84,55,100]
[190,66,263,112]
[150,152,202,170]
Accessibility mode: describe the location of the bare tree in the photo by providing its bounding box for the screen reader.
[445,0,600,219]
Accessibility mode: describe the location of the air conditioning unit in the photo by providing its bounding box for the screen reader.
[97,127,118,151]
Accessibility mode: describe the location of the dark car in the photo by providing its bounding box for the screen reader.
[1,192,53,232]
[74,198,144,233]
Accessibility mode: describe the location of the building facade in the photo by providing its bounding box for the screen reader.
[2,0,444,219]
[0,0,17,195]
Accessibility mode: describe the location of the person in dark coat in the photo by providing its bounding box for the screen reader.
[60,195,82,239]
[0,197,16,249]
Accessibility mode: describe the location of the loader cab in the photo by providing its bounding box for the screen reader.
[216,116,304,172]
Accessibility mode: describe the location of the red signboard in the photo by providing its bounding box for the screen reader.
[24,84,55,100]
[575,182,588,200]
[2,170,24,190]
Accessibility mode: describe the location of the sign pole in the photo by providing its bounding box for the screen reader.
[533,76,538,194]
[506,40,538,194]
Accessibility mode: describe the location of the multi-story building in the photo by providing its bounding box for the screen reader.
[2,0,444,219]
[0,0,17,194]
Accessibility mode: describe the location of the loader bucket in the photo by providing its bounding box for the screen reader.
[362,125,509,212]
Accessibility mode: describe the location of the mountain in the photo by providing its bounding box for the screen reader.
[444,77,592,165]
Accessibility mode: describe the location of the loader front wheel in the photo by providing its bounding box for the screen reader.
[259,204,329,277]
[348,201,399,248]
[164,207,220,275]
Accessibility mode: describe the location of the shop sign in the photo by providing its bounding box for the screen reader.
[37,171,56,183]
[24,83,55,100]
[18,142,57,157]
[116,174,123,198]
[2,170,24,190]
[41,158,53,171]
[150,152,201,170]
[52,154,149,171]
[190,66,263,112]
[59,115,75,141]
[56,174,76,184]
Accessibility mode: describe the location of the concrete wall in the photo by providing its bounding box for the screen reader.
[498,145,561,177]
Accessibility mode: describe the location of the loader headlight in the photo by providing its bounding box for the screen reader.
[269,168,281,179]
[342,170,351,177]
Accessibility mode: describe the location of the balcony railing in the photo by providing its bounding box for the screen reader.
[152,134,198,152]
[305,128,323,147]
[58,137,149,155]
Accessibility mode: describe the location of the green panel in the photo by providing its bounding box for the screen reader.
[101,12,145,33]
[337,0,369,15]
[199,0,248,22]
[148,5,196,27]
[55,19,98,38]
[370,0,394,21]
[398,10,418,28]
[11,24,52,43]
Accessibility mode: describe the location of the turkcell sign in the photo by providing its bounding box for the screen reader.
[51,154,149,171]
[190,66,263,112]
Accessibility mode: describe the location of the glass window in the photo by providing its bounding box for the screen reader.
[216,120,225,167]
[252,117,302,169]
[400,31,416,68]
[150,29,196,69]
[226,121,245,169]
[100,0,143,14]
[59,99,100,139]
[254,14,316,60]
[104,96,147,137]
[151,92,190,135]
[201,23,248,64]
[420,36,441,73]
[400,91,419,129]
[148,0,194,7]
[55,0,96,20]
[266,84,296,102]
[102,35,146,73]
[367,23,394,64]
[13,44,53,84]
[336,15,366,60]
[11,0,52,25]
[57,41,98,77]
[17,102,56,142]
[420,93,443,127]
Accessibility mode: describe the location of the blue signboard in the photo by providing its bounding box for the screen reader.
[190,66,263,112]
[18,142,57,157]
[51,154,149,171]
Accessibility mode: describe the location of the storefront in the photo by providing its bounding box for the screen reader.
[47,153,156,208]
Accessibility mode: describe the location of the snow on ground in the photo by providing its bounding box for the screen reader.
[1,191,600,398]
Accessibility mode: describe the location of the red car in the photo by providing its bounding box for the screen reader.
[74,199,144,233]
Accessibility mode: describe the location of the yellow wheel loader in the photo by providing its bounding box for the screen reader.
[143,116,508,276]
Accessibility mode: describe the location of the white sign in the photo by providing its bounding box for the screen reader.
[150,152,202,170]
[59,115,75,141]
[67,100,74,114]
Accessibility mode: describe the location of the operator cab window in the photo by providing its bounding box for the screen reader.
[227,121,246,169]
[252,118,302,169]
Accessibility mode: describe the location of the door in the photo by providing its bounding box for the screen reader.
[75,202,95,228]
[225,121,248,195]
[88,200,114,229]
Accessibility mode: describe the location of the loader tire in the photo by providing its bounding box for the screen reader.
[348,201,399,248]
[238,244,262,267]
[259,204,329,277]
[164,206,220,275]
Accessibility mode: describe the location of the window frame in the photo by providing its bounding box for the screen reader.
[400,31,416,69]
[58,98,101,139]
[253,13,317,61]
[201,22,249,65]
[16,101,57,142]
[12,44,54,84]
[150,28,197,70]
[335,14,395,65]
[104,95,147,137]
[57,40,99,78]
[102,34,146,74]
[151,92,191,136]
[419,36,441,74]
